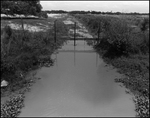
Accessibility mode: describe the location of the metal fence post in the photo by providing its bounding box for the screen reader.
[97,21,101,44]
[74,22,76,46]
[21,17,24,31]
[20,17,25,43]
[54,20,57,43]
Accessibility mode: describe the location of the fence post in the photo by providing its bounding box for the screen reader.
[21,17,24,31]
[54,20,57,43]
[97,21,101,44]
[74,22,76,46]
[21,17,25,43]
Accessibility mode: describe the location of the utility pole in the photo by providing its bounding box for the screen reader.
[74,22,76,46]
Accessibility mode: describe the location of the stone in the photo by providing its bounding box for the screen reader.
[1,80,8,87]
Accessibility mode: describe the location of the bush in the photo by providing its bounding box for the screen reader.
[74,14,149,57]
[140,18,149,32]
[74,14,149,118]
[1,26,56,85]
[38,11,48,18]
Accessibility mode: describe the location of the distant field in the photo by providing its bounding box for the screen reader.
[1,14,69,32]
[75,14,149,35]
[93,14,149,18]
[1,19,51,32]
[93,14,149,28]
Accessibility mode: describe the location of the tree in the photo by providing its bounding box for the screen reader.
[1,0,42,16]
[1,1,14,15]
[38,11,48,18]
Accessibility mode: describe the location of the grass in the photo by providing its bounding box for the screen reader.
[1,16,69,117]
[1,17,69,90]
[110,55,149,117]
[1,15,69,32]
[1,19,48,28]
[74,14,149,117]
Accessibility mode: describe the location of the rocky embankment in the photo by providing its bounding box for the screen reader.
[1,75,42,117]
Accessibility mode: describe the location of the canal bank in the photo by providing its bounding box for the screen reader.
[19,39,135,117]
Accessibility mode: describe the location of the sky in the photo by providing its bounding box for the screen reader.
[40,1,149,13]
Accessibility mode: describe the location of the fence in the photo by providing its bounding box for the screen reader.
[2,17,103,46]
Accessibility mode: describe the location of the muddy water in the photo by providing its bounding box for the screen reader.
[19,40,135,117]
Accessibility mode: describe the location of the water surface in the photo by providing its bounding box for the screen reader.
[19,40,135,117]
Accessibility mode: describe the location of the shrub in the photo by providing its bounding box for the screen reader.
[1,26,54,85]
[140,18,149,32]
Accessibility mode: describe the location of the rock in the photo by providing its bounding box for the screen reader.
[1,80,8,87]
[1,94,25,117]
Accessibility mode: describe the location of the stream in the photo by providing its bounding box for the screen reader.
[19,39,135,117]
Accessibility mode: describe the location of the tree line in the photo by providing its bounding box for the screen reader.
[1,0,48,18]
[45,10,149,15]
[1,1,149,17]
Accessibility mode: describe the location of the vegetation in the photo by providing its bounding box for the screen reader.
[73,14,149,117]
[1,94,25,117]
[1,0,48,19]
[1,19,68,90]
[1,3,149,115]
[1,16,69,116]
[45,10,68,14]
[44,10,149,15]
[38,11,48,18]
[1,0,42,16]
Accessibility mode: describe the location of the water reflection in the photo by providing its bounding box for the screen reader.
[19,40,135,117]
[56,53,58,67]
[74,46,76,66]
[96,53,98,67]
[55,40,99,67]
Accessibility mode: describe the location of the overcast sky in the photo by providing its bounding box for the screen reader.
[40,1,149,13]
